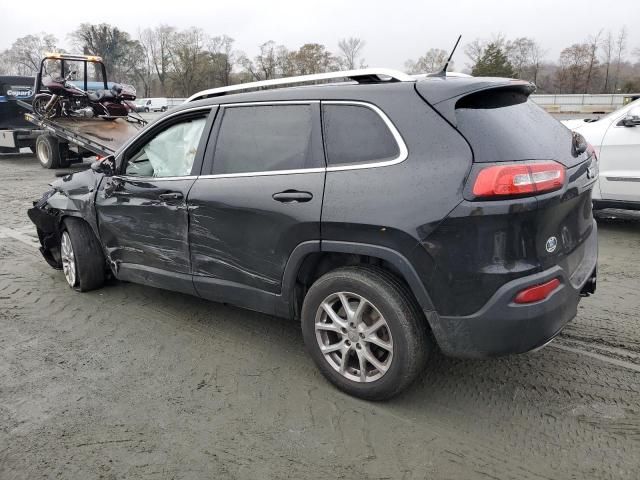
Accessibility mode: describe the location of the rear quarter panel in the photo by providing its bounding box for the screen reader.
[321,87,473,289]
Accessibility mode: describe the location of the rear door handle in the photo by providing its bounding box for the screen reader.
[272,190,313,203]
[158,192,183,201]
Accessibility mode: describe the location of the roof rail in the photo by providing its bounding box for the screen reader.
[186,68,415,103]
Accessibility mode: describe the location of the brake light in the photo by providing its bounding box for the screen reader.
[473,161,565,198]
[514,278,561,304]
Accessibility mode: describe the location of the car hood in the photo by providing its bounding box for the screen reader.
[561,119,592,130]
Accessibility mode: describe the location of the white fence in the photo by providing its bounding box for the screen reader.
[530,94,639,113]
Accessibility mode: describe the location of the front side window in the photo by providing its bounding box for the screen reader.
[322,104,400,167]
[125,116,207,177]
[213,104,314,174]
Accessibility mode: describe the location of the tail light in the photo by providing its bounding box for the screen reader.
[472,161,566,198]
[514,278,561,304]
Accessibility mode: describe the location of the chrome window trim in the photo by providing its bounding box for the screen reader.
[114,175,199,182]
[321,100,409,172]
[196,100,408,179]
[118,101,408,181]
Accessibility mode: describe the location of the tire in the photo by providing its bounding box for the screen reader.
[35,135,60,169]
[144,107,149,113]
[301,266,431,400]
[60,218,105,292]
[161,106,167,112]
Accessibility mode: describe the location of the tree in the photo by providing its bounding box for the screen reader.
[207,35,235,86]
[471,42,514,77]
[168,27,208,96]
[70,23,133,77]
[600,31,615,93]
[555,43,591,93]
[612,27,628,92]
[583,31,602,93]
[140,25,175,95]
[289,43,338,75]
[239,40,281,80]
[337,37,365,70]
[405,48,450,74]
[506,37,545,82]
[1,33,59,75]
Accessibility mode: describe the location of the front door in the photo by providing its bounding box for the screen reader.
[96,107,214,293]
[188,102,325,304]
[598,108,640,202]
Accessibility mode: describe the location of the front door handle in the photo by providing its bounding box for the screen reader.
[272,190,313,203]
[158,192,184,201]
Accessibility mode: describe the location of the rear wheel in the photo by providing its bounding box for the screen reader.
[35,135,61,169]
[301,266,431,400]
[61,218,105,291]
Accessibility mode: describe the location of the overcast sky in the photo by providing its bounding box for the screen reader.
[1,0,638,70]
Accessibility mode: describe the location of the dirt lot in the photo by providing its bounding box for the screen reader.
[1,152,639,480]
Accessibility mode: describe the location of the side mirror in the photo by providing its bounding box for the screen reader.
[90,155,115,176]
[620,108,640,127]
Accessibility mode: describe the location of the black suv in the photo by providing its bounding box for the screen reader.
[28,70,598,400]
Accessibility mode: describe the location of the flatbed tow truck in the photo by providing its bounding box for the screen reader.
[22,53,147,168]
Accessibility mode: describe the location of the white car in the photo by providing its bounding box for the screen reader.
[563,99,640,210]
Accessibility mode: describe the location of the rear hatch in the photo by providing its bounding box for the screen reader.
[416,80,597,316]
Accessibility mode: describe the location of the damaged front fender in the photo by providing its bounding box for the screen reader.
[27,169,105,269]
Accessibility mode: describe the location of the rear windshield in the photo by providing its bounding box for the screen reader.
[455,89,577,165]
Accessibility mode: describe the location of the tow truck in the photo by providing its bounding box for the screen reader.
[22,53,146,168]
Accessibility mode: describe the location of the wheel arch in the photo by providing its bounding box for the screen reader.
[282,240,436,320]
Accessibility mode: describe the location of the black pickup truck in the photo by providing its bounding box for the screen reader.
[0,75,41,153]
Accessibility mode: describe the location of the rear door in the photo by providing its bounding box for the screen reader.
[188,102,325,298]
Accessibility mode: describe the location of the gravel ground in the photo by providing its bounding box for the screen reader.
[1,152,639,480]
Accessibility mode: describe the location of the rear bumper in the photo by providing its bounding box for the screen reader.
[427,220,598,358]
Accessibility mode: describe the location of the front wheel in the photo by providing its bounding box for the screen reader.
[61,218,106,291]
[301,266,431,400]
[33,94,59,119]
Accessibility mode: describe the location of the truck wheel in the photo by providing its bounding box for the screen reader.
[60,218,105,292]
[301,266,431,400]
[35,135,60,169]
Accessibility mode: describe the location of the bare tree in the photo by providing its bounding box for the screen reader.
[140,25,175,95]
[556,43,591,93]
[464,38,487,69]
[70,23,134,77]
[507,37,536,79]
[612,26,628,92]
[337,37,365,70]
[530,42,546,85]
[2,33,59,75]
[208,35,235,86]
[168,27,208,96]
[600,31,615,93]
[405,48,450,74]
[583,30,603,93]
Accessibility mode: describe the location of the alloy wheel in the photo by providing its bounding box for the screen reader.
[60,231,77,287]
[314,292,393,383]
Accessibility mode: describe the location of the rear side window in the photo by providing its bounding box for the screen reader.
[322,104,400,167]
[213,104,315,174]
[455,88,577,165]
